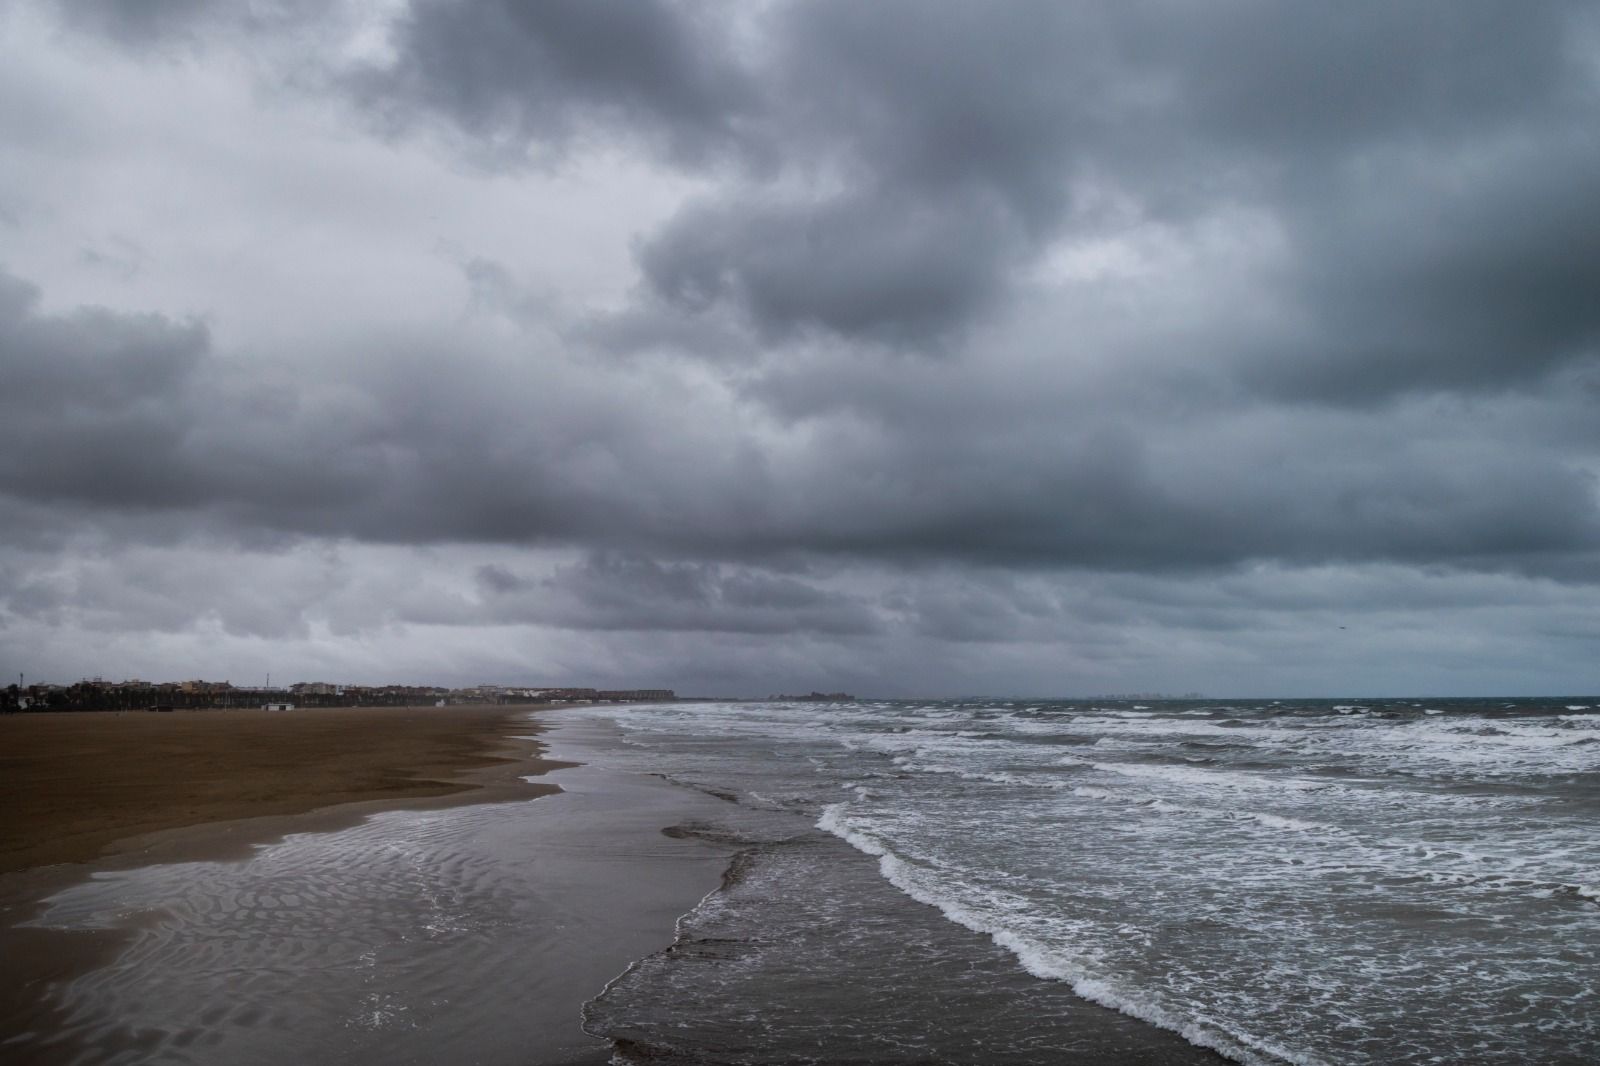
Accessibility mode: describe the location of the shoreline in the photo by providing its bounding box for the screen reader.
[2,709,739,1065]
[0,703,568,1064]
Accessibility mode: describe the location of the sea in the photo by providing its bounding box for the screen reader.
[573,697,1600,1066]
[18,697,1600,1065]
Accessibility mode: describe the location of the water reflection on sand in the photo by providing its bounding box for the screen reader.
[22,720,731,1066]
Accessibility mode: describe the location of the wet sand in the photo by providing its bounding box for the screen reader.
[0,704,568,1063]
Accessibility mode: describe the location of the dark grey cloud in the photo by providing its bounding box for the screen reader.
[49,0,327,49]
[624,4,1116,345]
[1261,140,1600,400]
[0,542,318,640]
[353,0,1600,390]
[352,0,759,166]
[0,271,209,507]
[475,551,881,636]
[56,0,1600,385]
[0,269,410,538]
[0,269,668,549]
[351,1,1116,343]
[55,0,215,45]
[1134,3,1585,160]
[3,263,1596,581]
[638,188,1020,347]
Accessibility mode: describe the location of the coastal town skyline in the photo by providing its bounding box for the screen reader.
[2,675,677,712]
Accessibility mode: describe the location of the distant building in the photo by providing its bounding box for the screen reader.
[509,687,674,703]
[263,702,296,711]
[522,687,598,703]
[595,689,675,702]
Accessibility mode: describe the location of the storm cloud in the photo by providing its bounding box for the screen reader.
[3,0,1599,694]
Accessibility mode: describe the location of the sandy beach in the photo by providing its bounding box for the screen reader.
[0,704,570,1063]
[0,704,563,875]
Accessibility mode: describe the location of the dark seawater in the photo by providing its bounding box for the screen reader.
[574,699,1600,1066]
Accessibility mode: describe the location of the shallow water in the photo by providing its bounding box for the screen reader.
[18,730,731,1066]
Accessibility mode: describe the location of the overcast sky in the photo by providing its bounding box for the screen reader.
[3,0,1598,696]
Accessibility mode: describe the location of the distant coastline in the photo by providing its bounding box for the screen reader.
[766,691,856,701]
[2,678,676,714]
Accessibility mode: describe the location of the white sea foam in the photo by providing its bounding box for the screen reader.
[816,804,1327,1066]
[1091,761,1329,792]
[1237,811,1324,833]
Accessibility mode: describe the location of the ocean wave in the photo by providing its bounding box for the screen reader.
[1056,774,1588,903]
[815,803,1331,1066]
[1064,780,1334,835]
[1091,761,1332,793]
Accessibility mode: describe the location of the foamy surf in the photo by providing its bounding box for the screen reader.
[816,804,1327,1066]
[574,697,1600,1064]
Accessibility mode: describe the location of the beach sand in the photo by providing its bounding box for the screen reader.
[0,704,568,1063]
[0,704,562,875]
